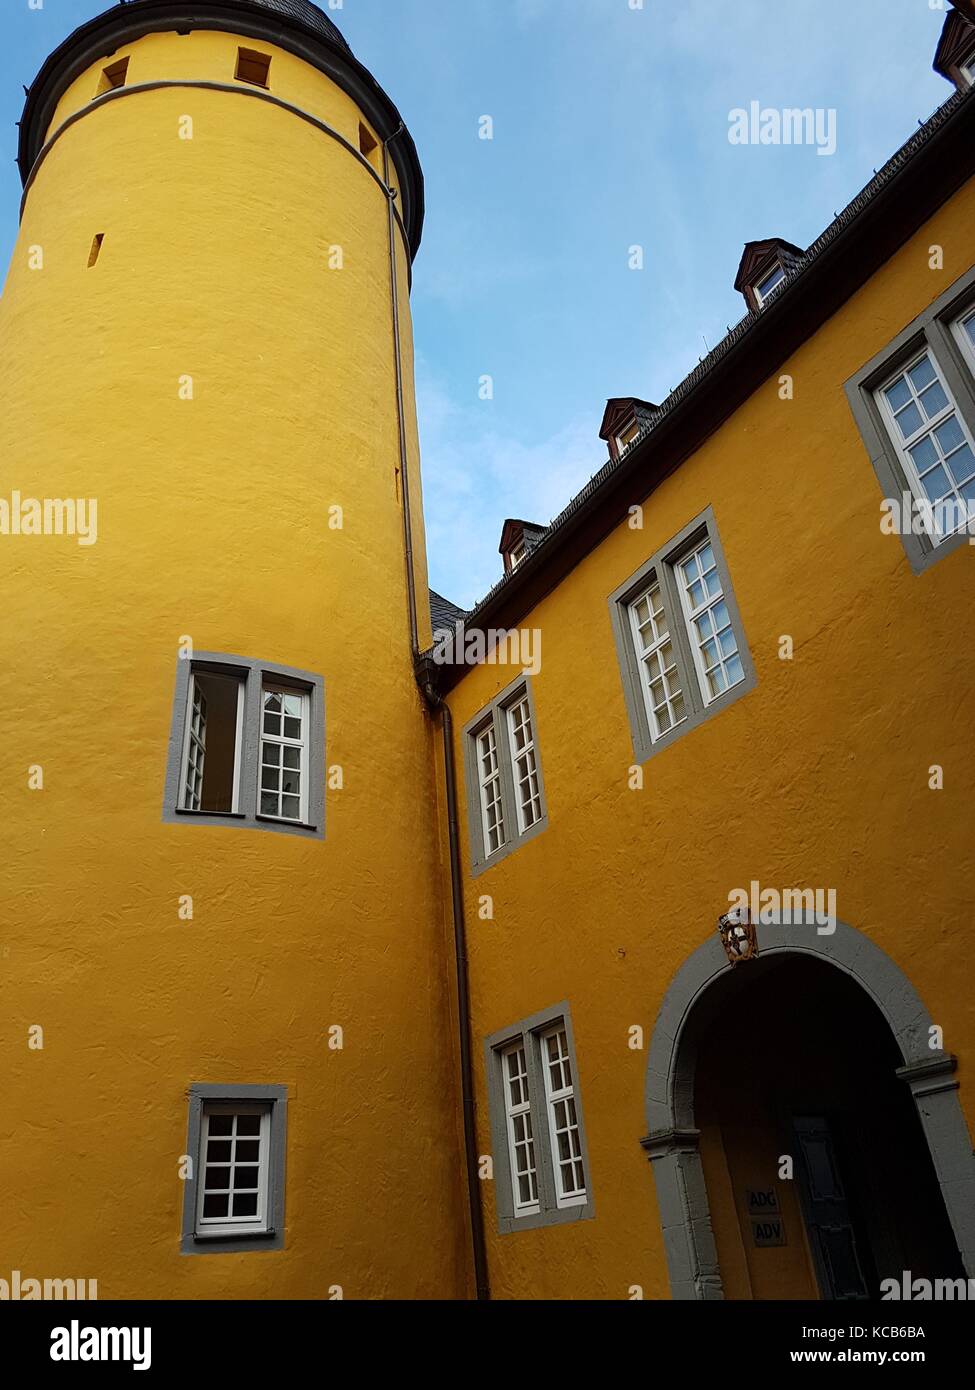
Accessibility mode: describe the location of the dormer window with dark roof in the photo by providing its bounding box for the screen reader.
[499,520,547,577]
[734,238,804,314]
[933,8,975,91]
[599,398,658,463]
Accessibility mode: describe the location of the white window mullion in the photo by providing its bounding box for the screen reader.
[629,578,687,740]
[877,348,975,543]
[182,677,207,811]
[506,697,542,834]
[540,1027,586,1208]
[501,1043,540,1217]
[259,686,309,824]
[197,1106,271,1238]
[677,539,744,704]
[952,307,975,379]
[476,722,506,858]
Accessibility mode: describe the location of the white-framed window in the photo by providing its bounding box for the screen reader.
[875,348,975,544]
[611,507,754,764]
[540,1026,587,1207]
[182,1084,287,1253]
[476,723,506,857]
[486,1005,593,1233]
[960,51,975,88]
[616,419,641,454]
[196,1105,271,1239]
[754,262,785,306]
[953,305,975,377]
[259,686,309,823]
[676,538,745,703]
[508,540,527,571]
[628,577,687,742]
[179,670,244,814]
[506,695,542,834]
[501,1043,540,1217]
[465,677,548,873]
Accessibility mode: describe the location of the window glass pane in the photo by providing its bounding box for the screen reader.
[907,355,936,392]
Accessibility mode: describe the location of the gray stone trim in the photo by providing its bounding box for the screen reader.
[162,651,326,840]
[180,1083,288,1255]
[844,262,975,574]
[643,915,975,1299]
[462,673,548,878]
[484,1001,595,1235]
[608,505,757,767]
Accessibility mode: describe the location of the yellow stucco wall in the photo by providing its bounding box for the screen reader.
[0,31,464,1297]
[447,188,975,1299]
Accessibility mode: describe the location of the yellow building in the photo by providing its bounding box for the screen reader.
[2,0,975,1302]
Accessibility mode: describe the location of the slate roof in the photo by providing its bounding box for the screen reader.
[429,590,467,633]
[120,0,351,50]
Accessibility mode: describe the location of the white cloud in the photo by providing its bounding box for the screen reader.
[416,356,603,608]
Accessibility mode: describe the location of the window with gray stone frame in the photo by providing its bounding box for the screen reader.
[845,264,975,574]
[485,1003,594,1235]
[463,675,547,876]
[181,1084,287,1254]
[162,652,325,839]
[609,506,756,766]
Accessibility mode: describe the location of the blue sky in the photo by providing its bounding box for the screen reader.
[0,0,956,607]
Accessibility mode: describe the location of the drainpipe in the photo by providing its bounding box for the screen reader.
[383,124,420,658]
[385,126,489,1298]
[438,694,491,1301]
[417,659,490,1300]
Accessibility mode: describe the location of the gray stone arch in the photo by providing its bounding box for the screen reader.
[642,916,975,1300]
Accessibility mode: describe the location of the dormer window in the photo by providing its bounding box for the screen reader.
[499,520,547,577]
[599,397,658,463]
[734,238,804,314]
[754,263,786,307]
[933,10,975,92]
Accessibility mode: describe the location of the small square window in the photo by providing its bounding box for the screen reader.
[358,122,379,164]
[181,1085,287,1253]
[96,57,129,97]
[236,48,271,89]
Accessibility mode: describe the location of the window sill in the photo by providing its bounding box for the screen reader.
[255,815,318,833]
[193,1227,274,1243]
[175,808,246,820]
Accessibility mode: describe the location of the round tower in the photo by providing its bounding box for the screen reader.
[1,0,465,1297]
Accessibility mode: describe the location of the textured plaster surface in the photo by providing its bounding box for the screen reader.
[447,192,975,1299]
[1,34,464,1299]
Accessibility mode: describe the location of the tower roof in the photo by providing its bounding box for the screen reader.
[18,0,424,260]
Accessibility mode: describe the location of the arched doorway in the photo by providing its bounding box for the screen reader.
[642,919,975,1300]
